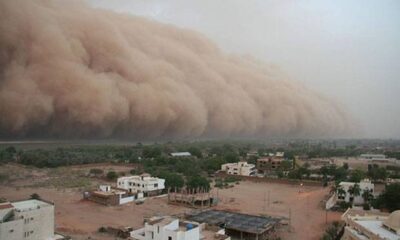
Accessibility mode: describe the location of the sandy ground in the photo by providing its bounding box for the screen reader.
[0,164,340,240]
[0,186,189,239]
[214,181,342,240]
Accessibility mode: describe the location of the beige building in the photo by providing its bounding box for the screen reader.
[221,161,256,176]
[0,199,64,240]
[341,209,400,240]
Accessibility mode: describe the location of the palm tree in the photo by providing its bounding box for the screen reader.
[353,183,361,197]
[362,188,373,203]
[348,183,361,205]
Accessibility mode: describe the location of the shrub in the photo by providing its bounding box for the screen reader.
[363,203,371,210]
[89,168,104,175]
[106,171,118,180]
[30,193,41,200]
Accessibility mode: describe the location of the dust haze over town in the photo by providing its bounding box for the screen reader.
[1,1,400,240]
[0,0,385,141]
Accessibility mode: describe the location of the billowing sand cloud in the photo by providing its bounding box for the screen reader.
[0,0,352,139]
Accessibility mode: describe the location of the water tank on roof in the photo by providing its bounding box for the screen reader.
[186,223,193,230]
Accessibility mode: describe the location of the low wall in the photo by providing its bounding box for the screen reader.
[216,172,323,187]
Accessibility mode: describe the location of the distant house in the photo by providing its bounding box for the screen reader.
[337,179,374,205]
[0,199,65,240]
[257,152,288,173]
[360,154,387,160]
[84,185,142,206]
[130,216,201,240]
[170,152,192,157]
[221,161,256,176]
[118,174,165,197]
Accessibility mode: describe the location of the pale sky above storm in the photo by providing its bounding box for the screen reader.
[89,0,400,139]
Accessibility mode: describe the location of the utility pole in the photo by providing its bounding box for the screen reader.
[288,208,292,232]
[325,209,328,225]
[263,190,266,212]
[268,190,270,207]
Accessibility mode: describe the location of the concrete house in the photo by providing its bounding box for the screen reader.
[84,185,144,206]
[221,161,256,176]
[170,152,192,157]
[131,216,200,240]
[257,152,288,174]
[118,174,165,197]
[337,179,374,205]
[0,199,64,240]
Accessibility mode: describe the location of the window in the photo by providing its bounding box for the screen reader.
[168,237,172,240]
[154,183,158,188]
[9,229,14,233]
[157,225,159,233]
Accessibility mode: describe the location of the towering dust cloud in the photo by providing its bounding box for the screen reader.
[0,0,351,139]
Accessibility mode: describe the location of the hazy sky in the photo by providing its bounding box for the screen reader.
[89,0,400,139]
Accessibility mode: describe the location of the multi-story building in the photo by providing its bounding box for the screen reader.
[337,179,374,205]
[256,152,290,174]
[220,161,256,176]
[117,174,165,196]
[130,216,200,240]
[0,199,64,240]
[341,208,400,240]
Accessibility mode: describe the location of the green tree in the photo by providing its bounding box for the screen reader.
[349,169,365,182]
[373,183,400,212]
[188,147,202,158]
[348,183,361,205]
[142,146,162,158]
[333,167,348,182]
[159,172,184,190]
[187,175,210,192]
[106,171,118,180]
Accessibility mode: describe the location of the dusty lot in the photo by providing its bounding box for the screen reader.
[214,181,342,240]
[0,164,339,240]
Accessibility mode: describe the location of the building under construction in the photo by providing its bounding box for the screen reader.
[167,188,217,209]
[187,210,279,240]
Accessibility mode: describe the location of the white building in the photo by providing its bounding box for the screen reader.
[131,216,200,240]
[170,152,192,157]
[118,174,165,196]
[360,154,387,160]
[341,208,400,240]
[0,199,64,240]
[337,179,374,205]
[221,161,256,176]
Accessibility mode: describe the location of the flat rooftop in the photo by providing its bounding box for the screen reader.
[188,210,278,234]
[355,220,399,240]
[12,199,52,211]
